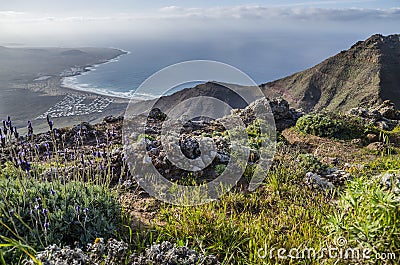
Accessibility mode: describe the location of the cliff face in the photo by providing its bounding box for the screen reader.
[261,34,400,112]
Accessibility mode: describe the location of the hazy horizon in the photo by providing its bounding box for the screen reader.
[1,0,400,85]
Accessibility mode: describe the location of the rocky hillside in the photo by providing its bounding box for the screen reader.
[260,34,400,112]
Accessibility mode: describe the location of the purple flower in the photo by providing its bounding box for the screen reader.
[75,205,80,213]
[47,115,54,131]
[50,189,56,196]
[14,127,19,139]
[44,222,49,230]
[27,121,33,136]
[84,208,89,215]
[42,208,48,215]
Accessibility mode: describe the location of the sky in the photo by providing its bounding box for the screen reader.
[0,0,399,82]
[1,0,400,13]
[1,0,399,47]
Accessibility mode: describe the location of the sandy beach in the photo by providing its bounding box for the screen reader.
[0,46,130,133]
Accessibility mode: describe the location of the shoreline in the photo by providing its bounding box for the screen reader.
[60,48,129,78]
[24,47,133,102]
[59,48,131,99]
[32,49,134,133]
[58,49,158,101]
[0,47,132,133]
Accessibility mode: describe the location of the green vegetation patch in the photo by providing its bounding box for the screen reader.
[296,113,376,140]
[0,177,122,262]
[154,157,335,264]
[327,176,400,256]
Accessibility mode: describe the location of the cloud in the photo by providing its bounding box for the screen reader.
[0,11,26,17]
[1,5,399,24]
[276,0,378,7]
[157,5,400,21]
[0,5,399,46]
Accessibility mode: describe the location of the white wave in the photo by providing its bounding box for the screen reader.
[60,49,166,101]
[34,75,52,81]
[61,76,157,100]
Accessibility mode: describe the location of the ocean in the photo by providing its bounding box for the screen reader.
[62,51,207,100]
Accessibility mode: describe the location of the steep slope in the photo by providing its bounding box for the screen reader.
[127,82,261,120]
[260,34,400,112]
[379,35,400,106]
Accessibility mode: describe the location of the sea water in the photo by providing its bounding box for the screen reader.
[61,37,344,100]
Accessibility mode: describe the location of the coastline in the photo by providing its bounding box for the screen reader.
[0,47,131,133]
[60,48,129,79]
[59,48,147,100]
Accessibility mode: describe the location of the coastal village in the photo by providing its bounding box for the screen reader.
[36,94,114,119]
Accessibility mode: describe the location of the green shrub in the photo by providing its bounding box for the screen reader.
[327,176,400,257]
[137,133,155,142]
[215,164,226,175]
[0,177,122,260]
[296,113,378,140]
[363,155,400,174]
[296,113,343,138]
[297,153,328,175]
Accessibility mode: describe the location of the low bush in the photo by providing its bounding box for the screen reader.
[296,113,343,138]
[327,176,400,257]
[362,155,400,174]
[297,153,329,175]
[296,113,373,140]
[0,177,122,262]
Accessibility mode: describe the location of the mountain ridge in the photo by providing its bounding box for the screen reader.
[260,34,400,112]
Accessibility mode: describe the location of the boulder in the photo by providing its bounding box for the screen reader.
[347,107,381,121]
[377,171,400,194]
[347,101,400,131]
[304,172,334,191]
[366,133,378,142]
[366,142,386,152]
[104,116,123,123]
[372,100,400,120]
[238,97,303,131]
[179,137,200,159]
[148,108,167,121]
